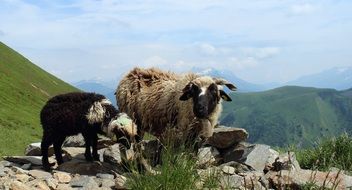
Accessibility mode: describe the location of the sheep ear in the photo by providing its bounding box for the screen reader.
[179,82,193,101]
[214,78,237,91]
[219,90,232,101]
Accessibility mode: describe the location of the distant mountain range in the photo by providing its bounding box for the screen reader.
[221,86,352,147]
[286,67,352,90]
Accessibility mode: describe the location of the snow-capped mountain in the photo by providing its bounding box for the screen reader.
[286,66,352,90]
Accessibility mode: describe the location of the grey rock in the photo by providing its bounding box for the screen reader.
[206,126,248,149]
[219,174,243,189]
[0,161,12,167]
[219,161,253,173]
[12,166,29,174]
[103,144,122,165]
[197,146,220,167]
[96,173,114,179]
[57,159,116,176]
[95,178,116,188]
[62,147,86,160]
[21,163,31,170]
[10,180,34,190]
[63,134,85,147]
[25,142,54,156]
[222,165,236,175]
[53,171,72,183]
[3,156,42,166]
[223,143,271,172]
[28,169,52,179]
[70,175,99,189]
[270,152,300,172]
[115,175,127,190]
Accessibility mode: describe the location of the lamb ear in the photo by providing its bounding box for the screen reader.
[179,82,194,101]
[219,90,232,101]
[214,78,237,91]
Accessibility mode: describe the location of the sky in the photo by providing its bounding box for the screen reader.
[0,0,351,84]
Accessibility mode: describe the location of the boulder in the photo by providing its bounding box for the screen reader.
[63,134,85,147]
[10,180,34,190]
[206,126,248,149]
[3,156,42,166]
[57,159,116,176]
[53,171,72,183]
[28,169,52,179]
[70,175,99,189]
[269,152,301,172]
[103,144,123,165]
[25,143,54,156]
[197,146,220,167]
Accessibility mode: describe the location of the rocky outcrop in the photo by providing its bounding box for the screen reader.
[1,126,352,189]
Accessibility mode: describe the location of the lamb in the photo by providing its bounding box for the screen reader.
[115,67,236,143]
[40,92,136,170]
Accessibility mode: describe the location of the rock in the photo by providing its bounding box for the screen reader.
[25,142,54,156]
[96,173,114,179]
[97,178,116,189]
[241,171,267,189]
[62,147,86,160]
[270,152,301,172]
[222,165,236,175]
[219,174,243,189]
[265,149,279,169]
[3,156,42,166]
[15,173,32,183]
[0,161,12,167]
[45,178,58,189]
[56,183,73,190]
[70,175,99,189]
[12,166,29,174]
[53,171,72,183]
[103,144,122,165]
[63,134,85,147]
[34,180,51,190]
[206,126,248,149]
[223,143,271,172]
[57,159,116,176]
[28,169,52,179]
[10,180,34,190]
[21,163,31,170]
[197,146,220,167]
[219,161,253,174]
[266,169,352,189]
[115,175,127,189]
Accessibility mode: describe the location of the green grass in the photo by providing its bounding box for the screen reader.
[221,86,352,147]
[0,42,78,157]
[293,133,352,174]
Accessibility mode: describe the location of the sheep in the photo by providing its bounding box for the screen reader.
[40,92,136,170]
[115,67,236,144]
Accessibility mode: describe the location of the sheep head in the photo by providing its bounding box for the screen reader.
[179,76,236,119]
[107,113,138,149]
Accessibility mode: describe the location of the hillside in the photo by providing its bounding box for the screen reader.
[0,42,78,157]
[221,86,352,147]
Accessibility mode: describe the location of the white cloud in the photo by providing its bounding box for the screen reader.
[241,47,281,59]
[198,43,217,55]
[228,57,258,70]
[144,56,168,68]
[291,3,317,15]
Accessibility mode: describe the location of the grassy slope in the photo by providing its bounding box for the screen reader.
[0,42,78,156]
[221,86,352,147]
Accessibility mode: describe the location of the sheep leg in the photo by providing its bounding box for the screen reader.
[53,136,65,165]
[82,132,93,161]
[91,133,100,161]
[41,134,54,171]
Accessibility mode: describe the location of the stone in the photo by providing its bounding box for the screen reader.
[266,169,352,189]
[15,174,31,183]
[223,143,271,172]
[270,152,300,172]
[45,178,58,189]
[12,166,29,174]
[10,180,34,190]
[63,134,85,147]
[56,183,73,190]
[70,175,99,189]
[57,159,115,176]
[97,178,116,189]
[96,173,114,179]
[21,163,31,170]
[25,142,54,156]
[115,175,127,189]
[206,126,248,149]
[222,165,236,175]
[219,161,253,174]
[3,156,42,166]
[197,146,220,167]
[219,174,243,189]
[34,180,51,190]
[28,169,52,179]
[103,144,122,165]
[62,147,86,160]
[53,171,72,183]
[0,161,12,167]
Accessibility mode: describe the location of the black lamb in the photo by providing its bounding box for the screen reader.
[40,92,118,170]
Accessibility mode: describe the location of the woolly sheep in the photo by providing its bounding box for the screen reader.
[40,92,136,170]
[115,67,236,143]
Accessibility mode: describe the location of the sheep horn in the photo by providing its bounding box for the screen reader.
[213,78,237,91]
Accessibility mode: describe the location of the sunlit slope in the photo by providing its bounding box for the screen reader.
[0,42,78,156]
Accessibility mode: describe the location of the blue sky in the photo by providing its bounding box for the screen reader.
[0,0,351,84]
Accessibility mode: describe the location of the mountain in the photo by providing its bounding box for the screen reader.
[221,86,352,147]
[287,67,352,90]
[73,80,117,106]
[0,42,78,156]
[191,67,278,92]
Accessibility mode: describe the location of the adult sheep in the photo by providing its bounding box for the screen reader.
[40,92,137,170]
[115,67,236,143]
